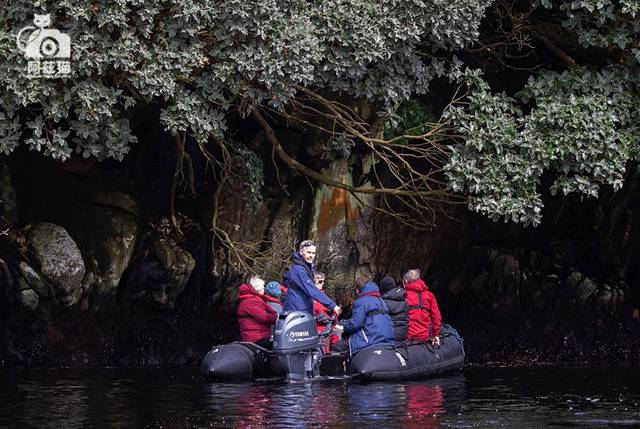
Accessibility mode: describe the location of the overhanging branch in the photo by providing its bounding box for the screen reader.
[252,108,450,199]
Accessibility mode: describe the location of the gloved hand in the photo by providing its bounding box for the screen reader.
[333,305,342,316]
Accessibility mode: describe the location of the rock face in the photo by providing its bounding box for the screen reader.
[0,258,14,290]
[467,252,522,320]
[0,158,17,224]
[17,261,49,298]
[310,159,364,302]
[18,289,39,311]
[213,186,304,282]
[120,239,195,310]
[27,222,85,306]
[67,197,140,306]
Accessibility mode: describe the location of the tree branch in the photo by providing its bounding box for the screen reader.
[533,31,576,67]
[252,108,449,199]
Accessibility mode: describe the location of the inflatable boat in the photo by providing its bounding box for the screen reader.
[349,324,465,381]
[201,311,464,381]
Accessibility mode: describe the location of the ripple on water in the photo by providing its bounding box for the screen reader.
[0,367,638,428]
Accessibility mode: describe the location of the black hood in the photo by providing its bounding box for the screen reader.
[382,286,406,301]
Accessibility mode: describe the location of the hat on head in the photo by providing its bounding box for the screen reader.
[379,276,396,294]
[265,281,282,298]
[249,275,265,294]
[402,269,421,284]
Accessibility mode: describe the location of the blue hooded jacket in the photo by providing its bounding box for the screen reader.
[282,252,336,315]
[342,282,395,354]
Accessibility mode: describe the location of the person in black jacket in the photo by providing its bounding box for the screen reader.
[379,275,409,341]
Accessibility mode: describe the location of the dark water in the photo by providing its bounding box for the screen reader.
[0,367,639,428]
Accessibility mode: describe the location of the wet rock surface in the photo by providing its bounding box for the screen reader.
[27,222,85,306]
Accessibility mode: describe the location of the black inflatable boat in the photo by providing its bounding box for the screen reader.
[201,311,464,381]
[349,324,465,381]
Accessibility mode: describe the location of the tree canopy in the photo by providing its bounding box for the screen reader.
[1,0,639,228]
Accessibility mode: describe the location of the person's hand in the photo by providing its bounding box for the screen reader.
[432,336,441,346]
[333,324,344,333]
[333,305,342,316]
[315,312,329,324]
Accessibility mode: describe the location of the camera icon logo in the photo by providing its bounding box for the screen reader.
[16,13,71,78]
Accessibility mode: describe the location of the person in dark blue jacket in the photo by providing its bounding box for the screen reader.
[282,240,341,316]
[336,281,395,355]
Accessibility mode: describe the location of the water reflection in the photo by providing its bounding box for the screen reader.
[15,373,89,429]
[201,375,465,428]
[203,381,349,428]
[348,383,403,422]
[233,384,270,428]
[1,368,639,428]
[311,383,347,428]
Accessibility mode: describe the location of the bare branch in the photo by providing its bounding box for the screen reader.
[253,108,450,199]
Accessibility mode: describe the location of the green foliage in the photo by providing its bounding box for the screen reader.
[323,134,355,161]
[0,0,488,162]
[230,145,264,207]
[537,0,640,55]
[442,1,640,225]
[445,67,640,225]
[4,0,639,228]
[384,99,438,144]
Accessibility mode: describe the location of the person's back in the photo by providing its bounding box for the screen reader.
[263,294,283,314]
[403,269,442,343]
[341,281,395,354]
[264,280,284,314]
[379,276,409,341]
[237,280,278,346]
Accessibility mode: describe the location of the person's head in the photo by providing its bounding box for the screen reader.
[249,275,265,295]
[265,281,282,298]
[402,269,421,286]
[354,275,369,295]
[299,239,317,264]
[314,272,326,290]
[379,275,396,294]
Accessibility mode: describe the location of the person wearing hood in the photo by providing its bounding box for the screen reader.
[335,281,395,355]
[403,269,442,345]
[264,280,284,314]
[237,275,278,348]
[379,275,409,341]
[313,272,341,352]
[283,240,341,317]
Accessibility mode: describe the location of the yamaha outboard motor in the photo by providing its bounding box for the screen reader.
[268,311,323,380]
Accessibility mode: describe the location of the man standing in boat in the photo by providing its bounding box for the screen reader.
[283,240,342,317]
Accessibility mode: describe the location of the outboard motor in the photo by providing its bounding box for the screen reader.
[269,311,324,380]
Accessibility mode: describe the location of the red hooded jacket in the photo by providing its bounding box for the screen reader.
[237,284,278,343]
[313,300,340,352]
[405,279,442,341]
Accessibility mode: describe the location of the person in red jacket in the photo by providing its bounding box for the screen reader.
[237,276,278,348]
[313,272,340,352]
[403,269,442,345]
